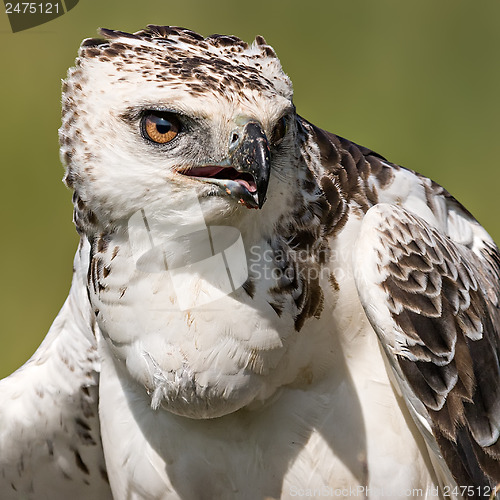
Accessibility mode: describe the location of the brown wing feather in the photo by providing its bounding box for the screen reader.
[359,204,500,495]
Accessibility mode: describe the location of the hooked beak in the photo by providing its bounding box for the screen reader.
[176,122,271,209]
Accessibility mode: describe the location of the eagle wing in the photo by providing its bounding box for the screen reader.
[0,240,112,499]
[353,200,500,495]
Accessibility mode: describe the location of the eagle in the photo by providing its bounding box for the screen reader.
[1,25,499,500]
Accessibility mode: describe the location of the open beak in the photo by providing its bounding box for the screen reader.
[176,122,271,209]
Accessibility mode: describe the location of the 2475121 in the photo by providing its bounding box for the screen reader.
[5,3,60,14]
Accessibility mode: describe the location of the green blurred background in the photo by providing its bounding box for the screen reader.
[1,0,499,378]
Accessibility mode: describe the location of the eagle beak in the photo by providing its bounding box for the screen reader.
[175,121,271,209]
[229,121,271,209]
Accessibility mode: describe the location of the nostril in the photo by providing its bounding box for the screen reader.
[230,131,240,149]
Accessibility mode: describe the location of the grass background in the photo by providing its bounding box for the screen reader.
[1,0,499,378]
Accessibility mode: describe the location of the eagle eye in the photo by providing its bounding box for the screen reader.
[142,111,181,144]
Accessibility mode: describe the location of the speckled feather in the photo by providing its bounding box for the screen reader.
[355,204,500,491]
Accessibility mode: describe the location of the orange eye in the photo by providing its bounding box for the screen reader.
[143,112,181,144]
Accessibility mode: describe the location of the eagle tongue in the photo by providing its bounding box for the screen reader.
[235,177,257,193]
